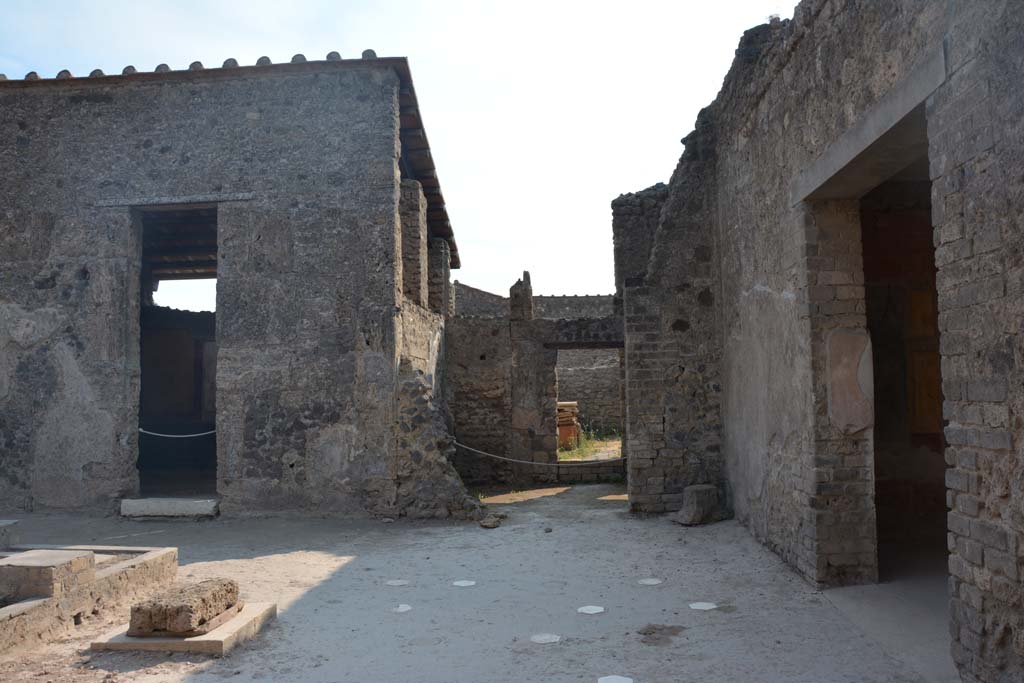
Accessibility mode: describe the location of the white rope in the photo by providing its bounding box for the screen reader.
[454,441,624,467]
[139,428,216,438]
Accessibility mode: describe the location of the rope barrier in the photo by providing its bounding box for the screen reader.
[139,428,216,439]
[454,441,625,467]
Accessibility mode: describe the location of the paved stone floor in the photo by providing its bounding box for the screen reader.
[0,484,955,682]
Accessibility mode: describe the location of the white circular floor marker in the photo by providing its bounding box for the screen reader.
[637,578,663,585]
[392,604,412,613]
[577,605,605,615]
[385,579,410,586]
[598,677,634,683]
[689,601,718,611]
[452,580,476,587]
[530,633,561,644]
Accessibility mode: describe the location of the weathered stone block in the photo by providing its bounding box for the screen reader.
[129,578,240,636]
[671,484,720,526]
[0,549,95,601]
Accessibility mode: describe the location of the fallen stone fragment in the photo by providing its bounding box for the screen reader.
[479,515,502,529]
[544,527,553,533]
[129,579,240,636]
[671,484,720,526]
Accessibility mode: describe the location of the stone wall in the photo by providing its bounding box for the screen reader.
[617,1,1023,680]
[453,281,615,320]
[535,295,614,320]
[555,349,622,433]
[0,59,472,518]
[452,282,506,318]
[400,180,428,308]
[447,276,625,487]
[612,184,666,316]
[445,317,514,485]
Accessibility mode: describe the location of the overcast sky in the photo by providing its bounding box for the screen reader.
[1,0,792,309]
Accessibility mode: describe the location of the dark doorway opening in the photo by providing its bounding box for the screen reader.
[137,206,218,496]
[860,157,946,580]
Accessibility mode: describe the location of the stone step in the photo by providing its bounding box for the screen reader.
[120,498,219,519]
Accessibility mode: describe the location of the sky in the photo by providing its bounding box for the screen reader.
[0,0,792,309]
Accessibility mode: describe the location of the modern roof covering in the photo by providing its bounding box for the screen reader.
[0,50,460,268]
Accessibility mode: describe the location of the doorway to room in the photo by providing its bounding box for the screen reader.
[137,206,218,496]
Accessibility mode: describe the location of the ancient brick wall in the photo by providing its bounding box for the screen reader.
[0,60,470,518]
[447,275,625,487]
[445,317,514,485]
[535,295,614,320]
[400,180,429,308]
[618,1,1023,679]
[935,5,1024,678]
[555,349,622,433]
[452,282,506,318]
[612,185,666,316]
[453,282,614,320]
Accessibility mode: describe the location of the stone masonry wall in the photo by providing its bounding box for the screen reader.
[935,5,1024,679]
[447,275,625,487]
[555,348,622,433]
[445,317,514,485]
[619,1,1023,680]
[453,281,614,320]
[400,179,428,308]
[452,282,511,318]
[612,185,666,317]
[0,60,472,518]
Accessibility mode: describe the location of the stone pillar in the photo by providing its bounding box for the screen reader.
[428,237,451,317]
[803,200,878,586]
[399,180,428,308]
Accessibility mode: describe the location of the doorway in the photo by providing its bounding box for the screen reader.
[137,206,218,496]
[554,348,623,462]
[860,158,946,580]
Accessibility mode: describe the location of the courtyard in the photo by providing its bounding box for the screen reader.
[1,485,955,683]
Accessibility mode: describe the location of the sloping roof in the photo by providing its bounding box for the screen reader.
[0,51,460,267]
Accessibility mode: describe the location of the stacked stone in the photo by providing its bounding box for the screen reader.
[0,550,95,602]
[391,368,482,519]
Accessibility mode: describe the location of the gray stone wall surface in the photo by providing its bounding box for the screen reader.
[446,278,625,487]
[617,1,1023,680]
[0,61,472,519]
[445,317,514,485]
[400,180,429,308]
[453,281,614,320]
[555,349,622,433]
[452,282,508,318]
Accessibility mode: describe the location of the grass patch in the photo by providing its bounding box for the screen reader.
[558,428,622,462]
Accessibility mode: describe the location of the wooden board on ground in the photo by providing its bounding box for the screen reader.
[91,602,276,656]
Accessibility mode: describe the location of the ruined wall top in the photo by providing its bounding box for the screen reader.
[454,281,614,320]
[0,50,461,267]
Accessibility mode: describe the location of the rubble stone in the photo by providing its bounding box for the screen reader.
[129,578,239,636]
